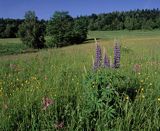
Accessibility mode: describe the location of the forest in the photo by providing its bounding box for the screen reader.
[0,8,160,38]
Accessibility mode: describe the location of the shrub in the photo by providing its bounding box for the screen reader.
[83,68,142,129]
[18,11,45,49]
[82,41,142,129]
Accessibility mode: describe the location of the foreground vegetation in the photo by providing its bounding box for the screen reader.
[0,31,160,130]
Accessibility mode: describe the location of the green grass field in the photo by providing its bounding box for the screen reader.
[0,38,26,56]
[0,30,160,130]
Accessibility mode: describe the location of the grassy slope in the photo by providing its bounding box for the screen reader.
[1,30,160,56]
[89,30,160,39]
[0,30,160,130]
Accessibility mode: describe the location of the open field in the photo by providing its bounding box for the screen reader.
[0,30,160,130]
[0,38,26,56]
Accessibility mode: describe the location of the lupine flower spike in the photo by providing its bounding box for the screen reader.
[110,56,112,67]
[92,56,97,70]
[113,41,121,68]
[96,44,102,66]
[93,39,102,70]
[103,48,110,68]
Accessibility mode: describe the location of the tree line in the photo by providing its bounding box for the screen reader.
[0,9,160,48]
[87,8,160,30]
[0,18,23,38]
[0,18,46,38]
[1,9,160,38]
[1,9,160,39]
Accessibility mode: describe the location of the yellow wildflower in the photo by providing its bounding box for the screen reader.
[0,89,3,96]
[142,95,145,98]
[158,98,160,101]
[125,96,129,100]
[31,76,37,80]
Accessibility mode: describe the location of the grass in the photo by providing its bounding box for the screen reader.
[0,38,40,56]
[89,30,160,40]
[0,38,27,56]
[0,30,160,130]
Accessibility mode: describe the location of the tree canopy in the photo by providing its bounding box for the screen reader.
[18,11,45,49]
[47,11,88,47]
[87,9,160,31]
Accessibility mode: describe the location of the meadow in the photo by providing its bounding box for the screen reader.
[0,30,160,130]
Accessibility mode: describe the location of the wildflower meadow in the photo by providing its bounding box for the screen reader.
[0,30,160,130]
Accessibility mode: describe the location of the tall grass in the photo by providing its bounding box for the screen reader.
[0,31,160,130]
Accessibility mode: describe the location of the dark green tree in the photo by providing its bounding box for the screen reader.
[156,18,160,29]
[18,11,45,48]
[4,24,16,38]
[47,11,74,47]
[0,18,23,38]
[47,11,88,47]
[124,17,134,30]
[72,18,88,43]
[142,19,154,30]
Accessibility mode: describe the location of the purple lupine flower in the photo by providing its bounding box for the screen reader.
[96,44,102,66]
[93,59,98,70]
[93,43,102,70]
[113,42,120,68]
[104,52,110,68]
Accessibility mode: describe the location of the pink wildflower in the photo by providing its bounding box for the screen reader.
[42,97,54,110]
[133,64,141,73]
[54,121,64,129]
[10,64,17,70]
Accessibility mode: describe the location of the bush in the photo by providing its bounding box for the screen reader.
[18,11,45,49]
[82,68,142,129]
[81,41,144,129]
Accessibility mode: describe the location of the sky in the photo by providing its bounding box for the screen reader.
[0,0,160,19]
